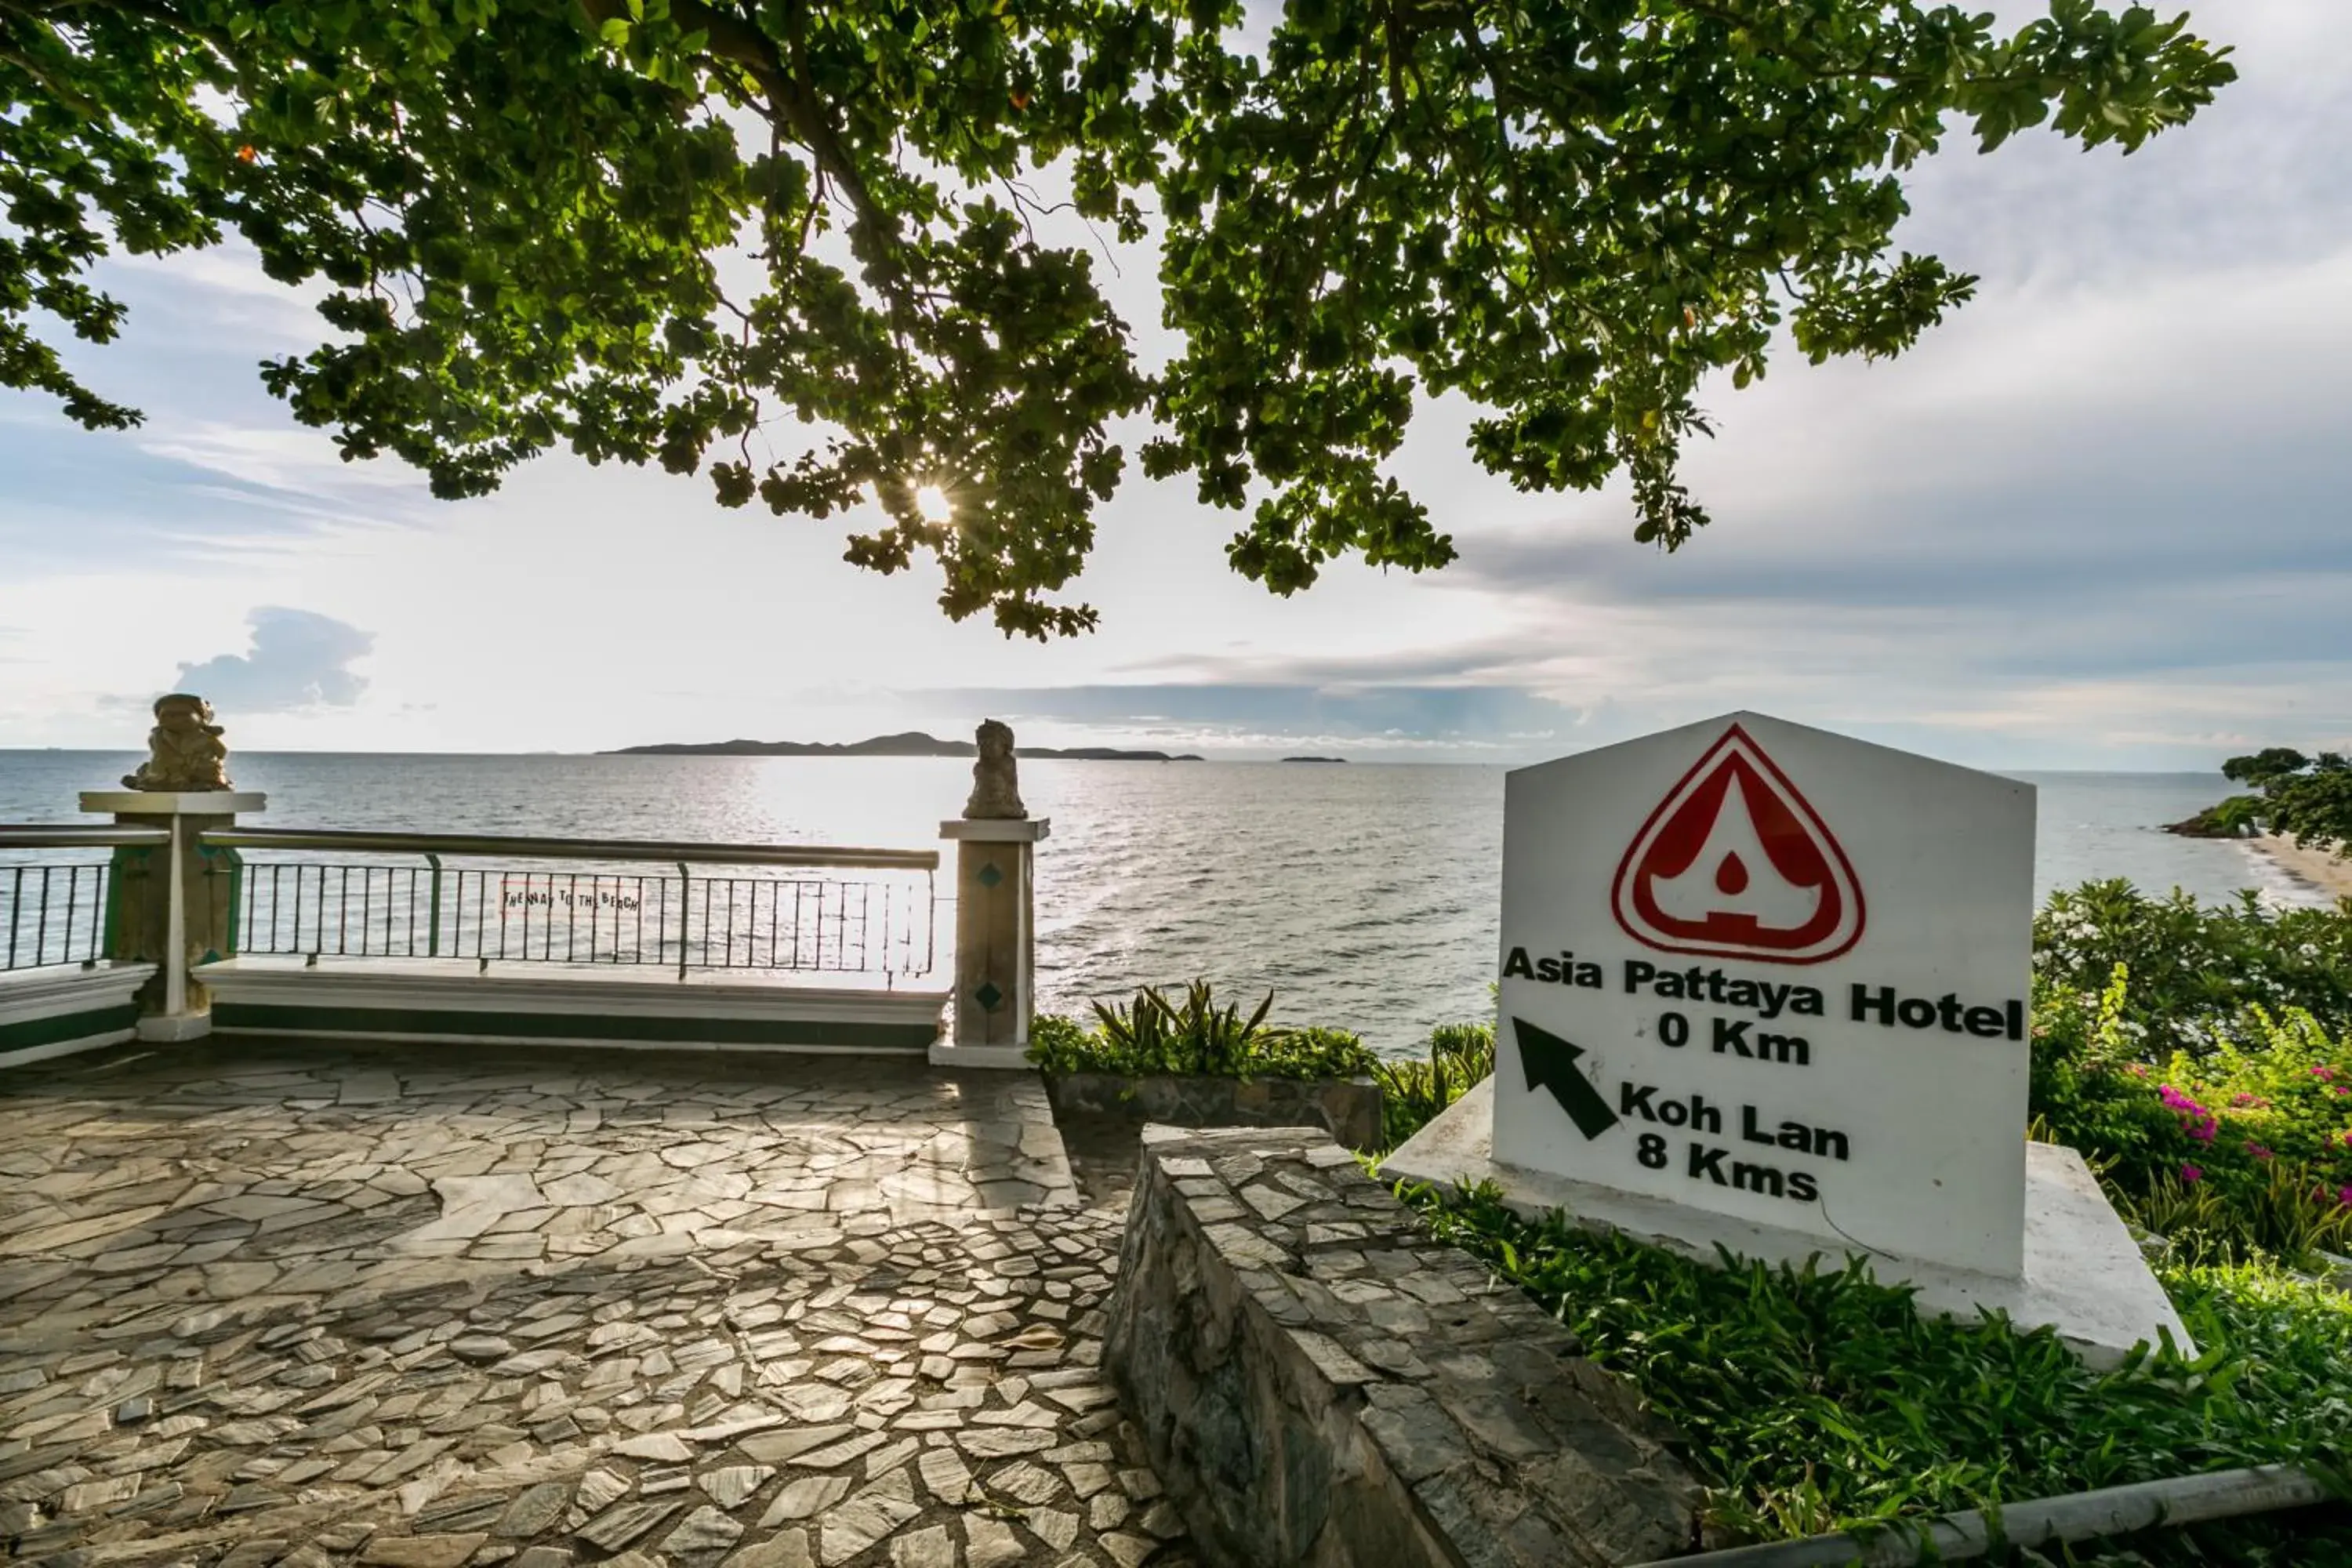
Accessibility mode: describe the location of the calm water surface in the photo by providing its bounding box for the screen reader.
[0,753,2317,1055]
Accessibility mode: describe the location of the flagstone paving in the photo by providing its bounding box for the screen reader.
[0,1044,1191,1568]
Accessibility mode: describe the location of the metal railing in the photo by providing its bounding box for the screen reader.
[201,828,939,982]
[0,826,168,973]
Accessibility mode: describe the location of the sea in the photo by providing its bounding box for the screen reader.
[0,752,2324,1057]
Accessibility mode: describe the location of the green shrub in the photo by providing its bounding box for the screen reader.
[2125,1162,2352,1265]
[1372,1021,1495,1149]
[2032,956,2352,1264]
[2031,961,2204,1196]
[1024,1012,1096,1075]
[2213,748,2352,859]
[1248,1024,1379,1081]
[2034,881,2352,1060]
[1094,978,1276,1076]
[1402,1181,2352,1561]
[1025,981,1373,1080]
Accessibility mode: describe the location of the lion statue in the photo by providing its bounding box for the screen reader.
[963,719,1027,819]
[122,693,233,792]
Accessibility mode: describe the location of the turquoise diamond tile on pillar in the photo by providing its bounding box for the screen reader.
[976,862,1004,889]
[975,981,1005,1011]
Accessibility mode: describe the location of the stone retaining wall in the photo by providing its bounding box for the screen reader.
[1105,1125,1701,1567]
[1044,1072,1384,1151]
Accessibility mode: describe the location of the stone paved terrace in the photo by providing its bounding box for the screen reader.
[0,1043,1193,1568]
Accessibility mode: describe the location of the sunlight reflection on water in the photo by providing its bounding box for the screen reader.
[0,752,2318,1055]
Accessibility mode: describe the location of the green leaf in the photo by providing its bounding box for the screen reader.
[0,0,2236,633]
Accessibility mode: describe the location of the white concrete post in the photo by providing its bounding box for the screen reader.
[931,816,1050,1069]
[79,789,267,1043]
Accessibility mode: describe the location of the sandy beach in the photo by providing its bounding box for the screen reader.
[2252,833,2352,901]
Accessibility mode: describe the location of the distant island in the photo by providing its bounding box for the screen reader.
[608,730,1203,762]
[1281,756,1347,764]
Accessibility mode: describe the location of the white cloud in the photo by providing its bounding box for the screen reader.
[168,608,376,713]
[2,0,2347,768]
[134,420,428,500]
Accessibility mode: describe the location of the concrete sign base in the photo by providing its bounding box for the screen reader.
[1385,1080,2188,1370]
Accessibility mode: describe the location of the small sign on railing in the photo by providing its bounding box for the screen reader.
[498,873,652,963]
[499,875,648,916]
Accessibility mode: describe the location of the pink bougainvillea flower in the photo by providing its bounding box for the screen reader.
[2312,1065,2339,1081]
[2246,1142,2275,1161]
[2181,1163,2204,1185]
[2158,1085,2219,1143]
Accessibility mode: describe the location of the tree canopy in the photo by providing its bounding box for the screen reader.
[2,0,2233,634]
[2172,750,2352,860]
[2223,750,2352,860]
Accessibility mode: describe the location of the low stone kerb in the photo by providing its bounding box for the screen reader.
[1105,1124,1702,1568]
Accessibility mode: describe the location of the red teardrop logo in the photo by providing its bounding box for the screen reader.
[1610,724,1864,964]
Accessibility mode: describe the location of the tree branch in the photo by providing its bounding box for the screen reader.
[575,0,923,340]
[575,0,891,260]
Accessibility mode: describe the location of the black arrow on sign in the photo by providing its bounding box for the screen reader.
[1514,1018,1621,1142]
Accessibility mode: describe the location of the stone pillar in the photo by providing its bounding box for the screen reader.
[935,817,1050,1068]
[78,789,266,1041]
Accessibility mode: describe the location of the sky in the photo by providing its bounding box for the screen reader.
[2,0,2347,767]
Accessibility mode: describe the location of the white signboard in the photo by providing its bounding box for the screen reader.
[1494,713,2036,1277]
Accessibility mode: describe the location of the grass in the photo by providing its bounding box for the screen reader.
[1405,1182,2352,1563]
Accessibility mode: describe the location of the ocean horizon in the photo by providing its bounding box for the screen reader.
[1,750,2319,1055]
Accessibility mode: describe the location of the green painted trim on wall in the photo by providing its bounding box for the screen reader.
[203,843,243,962]
[0,1003,138,1058]
[211,1001,936,1051]
[101,844,145,961]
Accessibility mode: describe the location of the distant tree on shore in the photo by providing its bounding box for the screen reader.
[3,0,2233,635]
[2226,750,2352,859]
[2174,751,2352,860]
